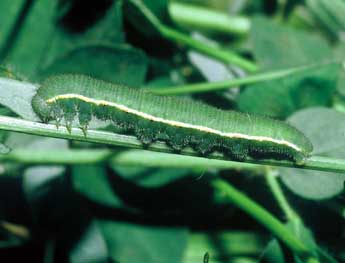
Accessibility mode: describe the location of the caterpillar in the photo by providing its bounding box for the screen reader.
[31,74,313,164]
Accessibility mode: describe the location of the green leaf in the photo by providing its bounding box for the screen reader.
[237,17,338,118]
[72,165,125,209]
[307,0,345,39]
[1,0,56,78]
[187,33,236,82]
[280,108,345,199]
[286,219,322,262]
[42,0,124,67]
[39,44,148,86]
[23,168,66,223]
[261,220,319,263]
[78,0,124,44]
[0,143,11,154]
[73,162,198,211]
[250,17,333,69]
[238,63,338,118]
[0,77,38,120]
[98,220,188,263]
[183,231,265,263]
[112,166,191,188]
[286,220,317,253]
[10,136,69,215]
[69,220,109,263]
[73,153,221,213]
[260,239,285,263]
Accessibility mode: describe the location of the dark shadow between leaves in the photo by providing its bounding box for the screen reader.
[57,0,113,33]
[77,166,238,228]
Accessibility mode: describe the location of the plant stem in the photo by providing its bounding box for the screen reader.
[306,258,320,263]
[212,179,317,260]
[265,171,340,263]
[130,0,257,72]
[265,170,298,221]
[1,116,345,174]
[168,2,250,35]
[0,148,259,170]
[160,25,257,72]
[147,62,334,95]
[276,0,287,20]
[0,148,112,165]
[110,149,258,170]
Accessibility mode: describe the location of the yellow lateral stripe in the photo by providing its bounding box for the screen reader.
[46,94,302,152]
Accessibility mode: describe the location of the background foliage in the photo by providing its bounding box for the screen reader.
[0,0,345,262]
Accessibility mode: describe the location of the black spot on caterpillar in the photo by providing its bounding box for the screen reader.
[32,74,313,164]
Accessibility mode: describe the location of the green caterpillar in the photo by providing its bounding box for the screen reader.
[32,74,313,164]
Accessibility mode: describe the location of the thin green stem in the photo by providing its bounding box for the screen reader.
[0,148,259,170]
[110,149,258,170]
[168,2,250,35]
[129,0,257,72]
[265,170,298,221]
[316,247,341,263]
[306,258,320,263]
[1,116,345,174]
[185,232,265,258]
[147,62,335,95]
[212,179,317,260]
[265,171,339,263]
[160,25,257,72]
[276,0,287,20]
[0,148,112,165]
